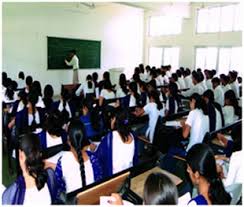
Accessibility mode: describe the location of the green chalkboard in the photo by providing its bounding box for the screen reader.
[47,36,101,69]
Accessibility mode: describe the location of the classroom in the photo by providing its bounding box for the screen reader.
[2,1,242,205]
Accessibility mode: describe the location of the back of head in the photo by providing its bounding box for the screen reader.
[92,72,98,82]
[71,49,76,55]
[44,109,64,137]
[203,89,215,103]
[212,77,220,85]
[26,76,33,87]
[19,71,25,80]
[190,93,208,115]
[19,133,47,190]
[103,71,110,81]
[143,173,178,205]
[186,143,231,204]
[28,90,39,107]
[115,111,131,142]
[44,84,54,99]
[32,80,42,96]
[86,75,93,89]
[176,69,182,78]
[171,73,178,82]
[168,82,178,98]
[129,81,138,94]
[148,90,163,110]
[192,71,200,83]
[68,119,87,187]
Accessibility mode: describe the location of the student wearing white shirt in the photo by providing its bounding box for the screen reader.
[181,71,205,97]
[32,80,45,108]
[51,120,103,193]
[220,74,232,94]
[109,173,178,205]
[99,80,117,108]
[176,69,186,90]
[229,71,240,98]
[94,111,137,177]
[212,77,224,106]
[222,90,240,125]
[2,133,60,204]
[17,71,25,89]
[116,73,128,99]
[144,65,152,83]
[171,73,181,90]
[25,75,33,94]
[65,49,79,84]
[134,90,163,143]
[183,68,193,89]
[75,75,95,98]
[205,70,213,90]
[165,82,180,116]
[181,93,209,151]
[127,81,141,107]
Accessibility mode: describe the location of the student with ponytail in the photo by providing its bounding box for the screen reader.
[52,87,74,123]
[75,74,95,98]
[54,119,103,193]
[2,133,63,204]
[94,111,138,177]
[186,143,231,205]
[181,93,209,151]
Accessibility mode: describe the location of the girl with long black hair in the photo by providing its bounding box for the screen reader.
[54,120,103,193]
[186,143,231,205]
[2,133,63,204]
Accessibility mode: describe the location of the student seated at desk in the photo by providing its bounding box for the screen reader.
[181,93,209,151]
[52,120,103,193]
[202,90,224,131]
[99,80,117,107]
[43,84,54,112]
[25,75,33,94]
[80,100,104,140]
[134,90,164,143]
[222,90,240,125]
[165,82,180,116]
[125,81,142,108]
[186,143,231,205]
[75,74,95,98]
[94,111,138,177]
[2,133,62,204]
[38,109,67,150]
[52,88,74,120]
[109,172,178,205]
[116,73,128,99]
[17,71,25,90]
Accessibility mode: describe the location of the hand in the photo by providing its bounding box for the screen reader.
[180,120,185,127]
[108,193,123,205]
[216,164,225,179]
[217,133,228,147]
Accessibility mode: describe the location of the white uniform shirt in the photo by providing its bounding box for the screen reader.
[230,81,240,98]
[222,84,232,94]
[222,105,238,126]
[17,78,25,89]
[112,131,135,174]
[224,151,243,187]
[206,79,212,90]
[65,55,79,69]
[214,85,224,106]
[75,81,95,97]
[60,151,94,193]
[181,82,205,97]
[185,109,209,151]
[116,87,127,98]
[143,102,160,143]
[24,184,51,205]
[28,110,40,126]
[215,108,222,130]
[184,76,193,88]
[100,89,116,107]
[178,77,186,89]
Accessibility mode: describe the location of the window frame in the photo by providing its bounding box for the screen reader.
[196,3,241,34]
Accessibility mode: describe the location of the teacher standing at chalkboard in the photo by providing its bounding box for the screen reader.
[65,49,79,84]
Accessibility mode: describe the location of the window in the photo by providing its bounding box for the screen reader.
[218,47,242,75]
[197,4,240,33]
[149,47,180,71]
[195,47,218,69]
[149,16,182,36]
[195,47,242,75]
[149,47,163,68]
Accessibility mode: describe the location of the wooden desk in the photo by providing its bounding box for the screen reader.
[130,166,182,198]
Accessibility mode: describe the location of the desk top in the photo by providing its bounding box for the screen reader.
[130,166,182,198]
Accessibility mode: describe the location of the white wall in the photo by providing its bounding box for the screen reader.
[3,3,143,94]
[144,2,242,70]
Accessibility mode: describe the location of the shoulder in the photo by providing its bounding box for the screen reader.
[188,195,208,205]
